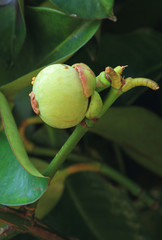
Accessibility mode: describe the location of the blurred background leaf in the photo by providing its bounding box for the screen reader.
[50,0,115,20]
[0,0,26,64]
[67,29,162,106]
[0,0,162,239]
[140,186,162,239]
[0,0,26,85]
[92,107,162,176]
[43,172,155,240]
[106,0,162,33]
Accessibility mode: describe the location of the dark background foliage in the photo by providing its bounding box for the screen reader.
[0,0,162,239]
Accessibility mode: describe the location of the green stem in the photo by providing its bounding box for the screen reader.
[43,124,88,178]
[65,162,140,195]
[99,163,141,196]
[65,162,157,208]
[99,88,122,118]
[61,162,157,208]
[19,116,96,162]
[43,88,123,179]
[45,125,58,147]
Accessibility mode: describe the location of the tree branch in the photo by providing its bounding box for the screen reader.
[0,205,77,240]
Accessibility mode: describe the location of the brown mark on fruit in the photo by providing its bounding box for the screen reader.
[30,91,40,115]
[61,64,69,69]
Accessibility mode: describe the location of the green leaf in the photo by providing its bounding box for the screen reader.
[0,92,49,206]
[141,208,162,239]
[68,29,162,105]
[108,0,162,33]
[0,57,10,86]
[36,172,66,220]
[48,172,154,240]
[24,6,100,68]
[50,0,115,20]
[27,157,66,220]
[0,6,100,87]
[0,68,41,98]
[97,30,162,105]
[92,107,162,176]
[99,30,162,77]
[0,0,26,64]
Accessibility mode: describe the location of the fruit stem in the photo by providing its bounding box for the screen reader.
[43,88,123,180]
[98,87,122,118]
[43,124,88,178]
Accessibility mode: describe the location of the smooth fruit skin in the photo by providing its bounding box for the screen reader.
[32,64,89,129]
[85,91,103,119]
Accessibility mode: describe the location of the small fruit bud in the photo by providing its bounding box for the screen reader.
[114,65,128,75]
[105,66,122,89]
[85,91,103,120]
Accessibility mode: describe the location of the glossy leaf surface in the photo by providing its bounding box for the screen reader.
[24,7,100,68]
[50,0,115,19]
[0,6,100,86]
[93,107,162,176]
[0,92,49,205]
[0,132,48,206]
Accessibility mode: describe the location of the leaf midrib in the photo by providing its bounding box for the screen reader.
[36,20,99,68]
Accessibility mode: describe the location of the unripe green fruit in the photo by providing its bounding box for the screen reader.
[30,64,96,129]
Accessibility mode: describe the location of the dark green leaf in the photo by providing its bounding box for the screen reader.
[98,30,162,77]
[0,0,26,64]
[68,29,162,105]
[24,6,100,68]
[47,172,154,240]
[141,208,162,239]
[0,92,49,206]
[50,0,115,19]
[0,6,100,87]
[0,68,41,98]
[97,30,162,105]
[140,186,162,239]
[107,0,162,33]
[0,57,10,86]
[92,107,162,176]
